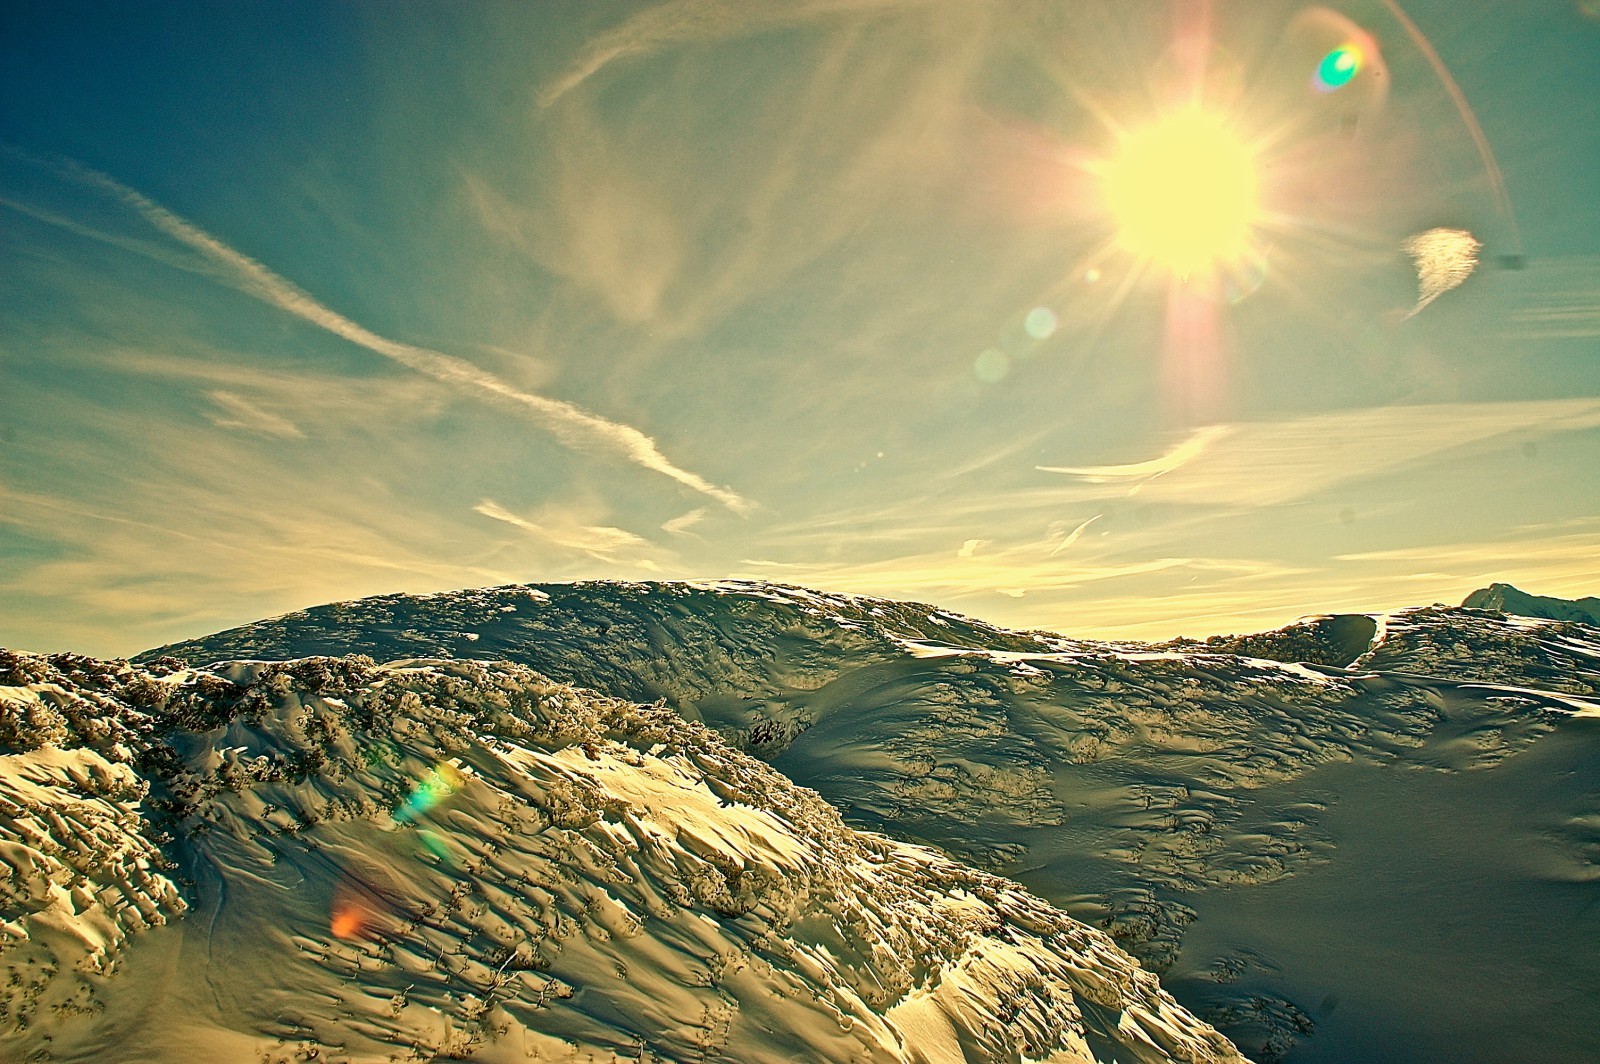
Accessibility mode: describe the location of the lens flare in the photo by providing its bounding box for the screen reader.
[330,903,368,940]
[1313,44,1363,93]
[1282,10,1389,114]
[1024,307,1059,339]
[392,762,463,825]
[330,878,383,940]
[1223,247,1270,305]
[973,348,1010,383]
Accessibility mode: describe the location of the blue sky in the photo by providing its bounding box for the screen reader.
[3,0,1598,655]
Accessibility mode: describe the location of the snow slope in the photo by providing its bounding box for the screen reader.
[0,648,1243,1064]
[143,580,1600,1061]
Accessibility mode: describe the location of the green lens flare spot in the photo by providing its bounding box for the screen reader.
[1314,45,1362,93]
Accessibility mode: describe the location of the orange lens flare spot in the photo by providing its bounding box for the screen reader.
[1100,108,1259,277]
[330,905,368,940]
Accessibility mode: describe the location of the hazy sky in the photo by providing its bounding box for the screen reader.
[3,0,1598,656]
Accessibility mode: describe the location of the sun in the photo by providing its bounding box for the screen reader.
[1099,107,1260,277]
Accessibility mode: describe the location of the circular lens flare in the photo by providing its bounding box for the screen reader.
[1313,44,1364,93]
[1024,306,1058,339]
[1100,108,1260,277]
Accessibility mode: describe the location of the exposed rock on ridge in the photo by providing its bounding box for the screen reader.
[1463,582,1600,627]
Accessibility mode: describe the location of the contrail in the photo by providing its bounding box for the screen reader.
[46,157,753,514]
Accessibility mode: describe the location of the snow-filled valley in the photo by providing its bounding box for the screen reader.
[4,580,1598,1061]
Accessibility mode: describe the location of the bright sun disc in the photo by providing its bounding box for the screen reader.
[1101,108,1259,277]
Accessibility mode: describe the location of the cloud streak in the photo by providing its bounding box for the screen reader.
[0,478,522,656]
[205,390,305,439]
[661,508,708,536]
[729,398,1600,639]
[52,159,753,514]
[537,0,942,106]
[474,499,659,568]
[1131,399,1600,510]
[1500,257,1600,339]
[1037,426,1230,484]
[736,549,1201,607]
[1050,513,1102,556]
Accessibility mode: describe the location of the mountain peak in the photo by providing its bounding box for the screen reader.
[1462,583,1600,625]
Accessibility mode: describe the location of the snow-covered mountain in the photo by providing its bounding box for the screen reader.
[140,581,1600,1062]
[0,646,1243,1064]
[1462,581,1600,627]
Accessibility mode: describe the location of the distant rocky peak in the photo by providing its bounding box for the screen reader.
[1462,583,1600,626]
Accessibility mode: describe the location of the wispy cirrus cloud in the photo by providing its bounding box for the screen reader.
[763,398,1600,573]
[0,193,217,278]
[1038,426,1230,485]
[474,499,660,569]
[737,549,1203,607]
[498,0,1000,342]
[204,390,304,439]
[1499,257,1600,339]
[0,478,523,655]
[537,0,946,106]
[1338,522,1600,576]
[1128,399,1600,509]
[1050,513,1102,556]
[32,156,753,514]
[728,398,1600,638]
[661,507,708,536]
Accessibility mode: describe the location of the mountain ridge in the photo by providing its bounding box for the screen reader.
[1462,581,1600,626]
[129,579,1600,1061]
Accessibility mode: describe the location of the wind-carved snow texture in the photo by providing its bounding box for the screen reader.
[0,653,195,1038]
[143,583,1600,896]
[143,580,1600,1062]
[0,649,1244,1064]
